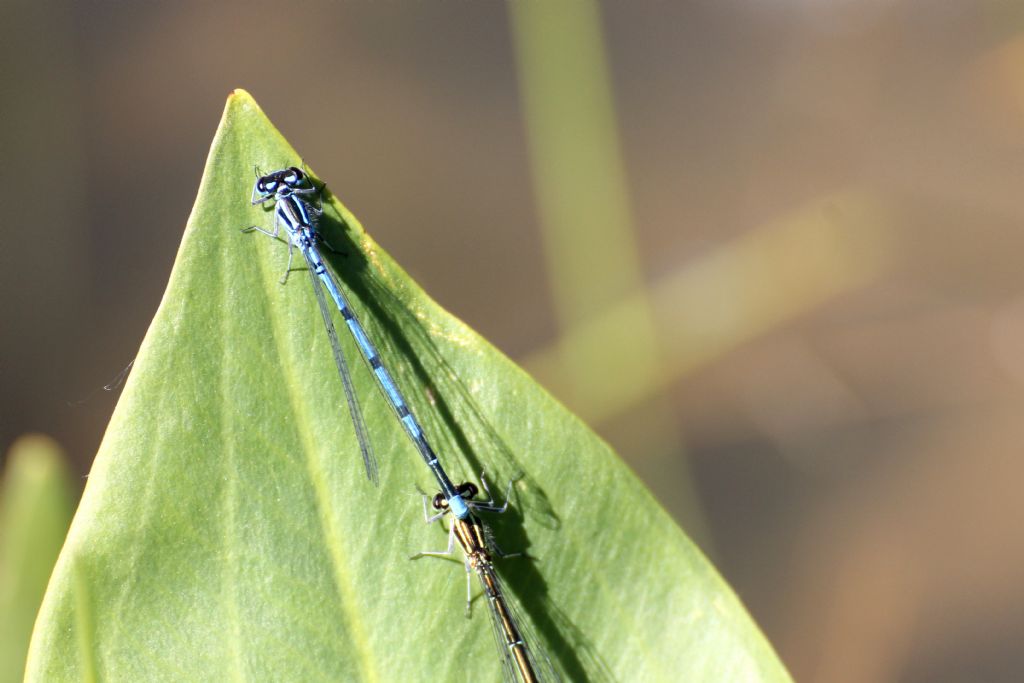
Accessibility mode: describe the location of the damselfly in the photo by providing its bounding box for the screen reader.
[414,476,560,683]
[247,167,555,680]
[244,166,466,509]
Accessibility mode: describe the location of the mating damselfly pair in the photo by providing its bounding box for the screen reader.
[245,165,558,683]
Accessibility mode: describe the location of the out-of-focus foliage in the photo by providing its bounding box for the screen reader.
[0,435,74,683]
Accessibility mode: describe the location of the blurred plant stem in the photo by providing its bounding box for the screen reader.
[507,0,711,543]
[0,435,74,683]
[523,191,894,425]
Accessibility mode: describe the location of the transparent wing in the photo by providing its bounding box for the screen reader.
[475,563,561,683]
[481,570,520,683]
[357,274,558,526]
[302,247,379,486]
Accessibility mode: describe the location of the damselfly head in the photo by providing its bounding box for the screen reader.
[280,166,305,187]
[253,166,307,199]
[457,481,479,500]
[433,482,480,511]
[253,171,280,198]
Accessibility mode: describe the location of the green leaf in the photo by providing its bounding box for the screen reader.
[26,90,791,682]
[1,435,74,683]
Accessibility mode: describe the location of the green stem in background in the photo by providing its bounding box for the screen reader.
[523,191,895,425]
[508,1,709,542]
[0,435,74,683]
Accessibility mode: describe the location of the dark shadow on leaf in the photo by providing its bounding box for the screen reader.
[314,201,560,531]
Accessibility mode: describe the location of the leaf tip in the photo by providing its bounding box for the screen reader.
[228,87,253,101]
[225,88,259,115]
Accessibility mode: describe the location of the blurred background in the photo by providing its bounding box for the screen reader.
[2,1,1024,681]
